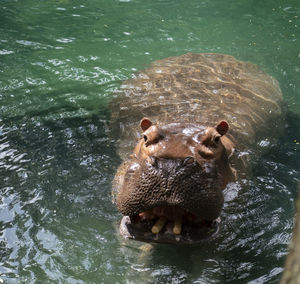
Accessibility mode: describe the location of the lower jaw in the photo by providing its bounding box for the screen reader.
[119,215,220,245]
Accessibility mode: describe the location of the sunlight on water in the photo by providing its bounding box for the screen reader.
[0,0,299,283]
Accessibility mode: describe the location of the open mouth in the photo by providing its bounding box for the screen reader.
[119,206,220,244]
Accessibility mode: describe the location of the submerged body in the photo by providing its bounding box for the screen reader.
[111,53,283,244]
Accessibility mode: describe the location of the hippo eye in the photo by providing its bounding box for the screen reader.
[214,136,220,143]
[143,135,148,142]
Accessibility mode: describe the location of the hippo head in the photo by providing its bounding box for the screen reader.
[115,118,236,243]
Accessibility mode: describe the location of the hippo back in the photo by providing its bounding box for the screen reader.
[110,53,283,160]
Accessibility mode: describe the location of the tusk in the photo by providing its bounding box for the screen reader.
[173,216,183,235]
[151,217,167,234]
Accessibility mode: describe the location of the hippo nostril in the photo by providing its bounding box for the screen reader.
[146,156,157,167]
[182,156,194,166]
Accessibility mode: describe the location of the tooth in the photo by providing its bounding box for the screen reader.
[151,217,167,234]
[173,216,182,235]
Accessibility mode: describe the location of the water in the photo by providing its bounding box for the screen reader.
[0,0,299,283]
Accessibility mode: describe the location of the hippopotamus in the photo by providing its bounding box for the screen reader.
[111,53,283,244]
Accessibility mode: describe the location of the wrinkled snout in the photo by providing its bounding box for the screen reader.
[116,156,224,221]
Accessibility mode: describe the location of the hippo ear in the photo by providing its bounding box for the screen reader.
[216,121,229,136]
[140,117,153,131]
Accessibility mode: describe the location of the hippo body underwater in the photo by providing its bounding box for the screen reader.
[111,53,283,244]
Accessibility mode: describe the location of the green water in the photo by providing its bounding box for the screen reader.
[0,0,299,283]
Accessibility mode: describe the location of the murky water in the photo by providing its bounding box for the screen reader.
[0,0,299,283]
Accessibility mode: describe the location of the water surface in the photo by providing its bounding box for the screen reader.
[0,0,300,283]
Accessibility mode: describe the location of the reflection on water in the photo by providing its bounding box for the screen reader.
[0,0,300,282]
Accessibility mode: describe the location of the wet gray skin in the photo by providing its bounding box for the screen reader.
[111,53,283,244]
